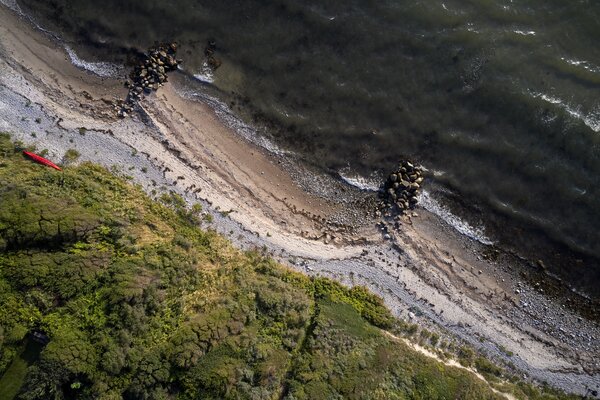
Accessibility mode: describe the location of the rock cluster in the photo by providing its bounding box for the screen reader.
[117,42,180,117]
[204,40,222,70]
[377,160,423,214]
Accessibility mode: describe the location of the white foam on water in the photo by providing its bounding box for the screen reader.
[513,30,536,36]
[1,1,123,78]
[0,0,24,13]
[418,190,494,245]
[338,171,379,191]
[0,0,20,12]
[417,165,447,178]
[440,2,465,16]
[192,72,214,84]
[571,186,587,196]
[529,91,600,133]
[1,1,67,44]
[191,62,215,84]
[560,57,600,74]
[64,46,123,78]
[465,22,480,33]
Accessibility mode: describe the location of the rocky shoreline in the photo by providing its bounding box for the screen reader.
[116,42,180,117]
[377,160,424,215]
[0,4,599,397]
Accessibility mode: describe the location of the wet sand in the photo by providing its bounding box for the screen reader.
[0,4,598,397]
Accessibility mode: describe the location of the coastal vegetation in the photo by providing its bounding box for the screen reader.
[0,133,576,399]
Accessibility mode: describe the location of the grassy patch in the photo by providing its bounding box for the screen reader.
[0,340,43,400]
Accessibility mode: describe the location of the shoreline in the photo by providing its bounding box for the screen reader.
[0,4,599,397]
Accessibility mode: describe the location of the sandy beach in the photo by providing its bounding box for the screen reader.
[0,3,598,397]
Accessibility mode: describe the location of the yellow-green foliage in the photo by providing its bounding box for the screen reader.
[0,134,577,399]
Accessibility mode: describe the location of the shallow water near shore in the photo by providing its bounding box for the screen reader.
[10,0,600,297]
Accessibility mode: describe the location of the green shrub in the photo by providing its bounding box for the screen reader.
[475,356,503,379]
[64,148,80,163]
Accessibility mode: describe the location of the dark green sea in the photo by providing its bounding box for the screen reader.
[7,0,600,296]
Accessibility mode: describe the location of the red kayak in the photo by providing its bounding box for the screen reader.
[23,151,62,171]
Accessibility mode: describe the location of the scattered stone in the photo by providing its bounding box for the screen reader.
[205,39,222,70]
[536,259,547,270]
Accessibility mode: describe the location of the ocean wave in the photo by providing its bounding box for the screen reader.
[418,190,494,245]
[64,46,123,78]
[0,0,20,12]
[529,91,600,133]
[1,2,123,78]
[560,57,600,74]
[190,62,215,84]
[465,22,479,34]
[1,0,52,35]
[513,30,536,36]
[338,171,379,191]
